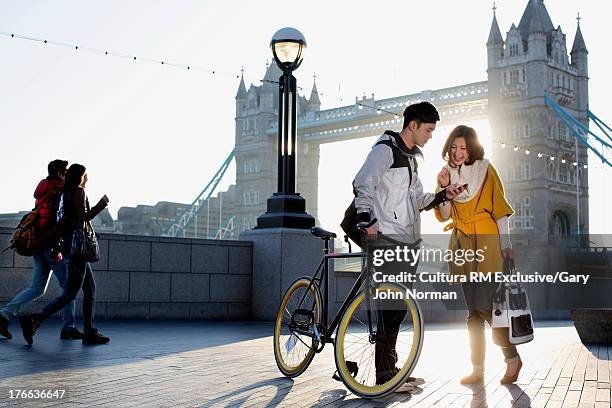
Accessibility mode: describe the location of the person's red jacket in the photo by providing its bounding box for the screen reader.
[33,176,64,232]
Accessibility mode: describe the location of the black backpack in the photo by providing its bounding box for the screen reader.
[340,138,416,247]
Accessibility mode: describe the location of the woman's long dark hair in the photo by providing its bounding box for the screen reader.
[64,163,86,190]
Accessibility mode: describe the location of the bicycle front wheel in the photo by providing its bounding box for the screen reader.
[273,277,322,378]
[334,282,424,398]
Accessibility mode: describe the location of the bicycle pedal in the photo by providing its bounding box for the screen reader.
[346,360,359,377]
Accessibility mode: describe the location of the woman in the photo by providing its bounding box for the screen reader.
[434,125,522,385]
[20,164,110,345]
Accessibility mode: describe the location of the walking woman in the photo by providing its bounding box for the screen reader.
[20,164,110,345]
[434,125,522,384]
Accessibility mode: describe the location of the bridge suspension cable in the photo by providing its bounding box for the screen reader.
[162,150,235,237]
[588,110,612,144]
[545,94,611,167]
[213,216,236,240]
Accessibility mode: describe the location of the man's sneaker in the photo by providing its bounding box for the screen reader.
[60,327,84,340]
[0,315,12,339]
[405,376,426,386]
[19,314,42,345]
[82,329,110,345]
[376,367,426,387]
[394,383,417,393]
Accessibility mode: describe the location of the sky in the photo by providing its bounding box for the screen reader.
[0,0,610,235]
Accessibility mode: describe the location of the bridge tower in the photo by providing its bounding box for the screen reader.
[234,63,321,235]
[487,0,589,239]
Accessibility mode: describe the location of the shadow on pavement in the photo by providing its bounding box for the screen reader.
[0,319,272,380]
[196,377,294,407]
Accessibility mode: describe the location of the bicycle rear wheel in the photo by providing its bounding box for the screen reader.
[273,277,322,378]
[334,282,424,398]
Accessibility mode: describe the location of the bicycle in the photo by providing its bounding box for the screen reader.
[273,223,425,398]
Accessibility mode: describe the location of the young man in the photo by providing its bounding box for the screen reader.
[0,160,82,341]
[352,102,464,389]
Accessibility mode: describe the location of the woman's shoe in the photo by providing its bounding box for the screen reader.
[500,357,522,384]
[19,313,42,345]
[460,373,485,384]
[0,315,12,339]
[60,326,84,340]
[460,365,485,384]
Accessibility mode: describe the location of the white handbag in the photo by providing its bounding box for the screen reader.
[492,258,534,345]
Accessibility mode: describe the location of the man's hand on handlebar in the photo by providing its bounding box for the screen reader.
[357,218,378,236]
[363,225,378,235]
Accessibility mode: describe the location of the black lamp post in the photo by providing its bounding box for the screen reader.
[256,27,315,229]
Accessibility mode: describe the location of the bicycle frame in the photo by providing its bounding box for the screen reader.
[290,233,422,351]
[295,237,373,349]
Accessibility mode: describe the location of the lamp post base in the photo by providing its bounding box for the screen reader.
[256,193,315,229]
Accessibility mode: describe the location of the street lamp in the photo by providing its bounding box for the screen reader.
[271,27,306,72]
[256,27,315,229]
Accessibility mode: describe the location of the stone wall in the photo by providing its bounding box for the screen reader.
[4,226,595,323]
[0,227,252,320]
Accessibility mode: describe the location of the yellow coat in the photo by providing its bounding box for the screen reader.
[435,162,513,276]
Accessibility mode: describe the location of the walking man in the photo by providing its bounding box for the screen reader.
[0,160,82,341]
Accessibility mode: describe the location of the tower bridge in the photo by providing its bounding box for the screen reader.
[154,0,595,242]
[230,0,591,241]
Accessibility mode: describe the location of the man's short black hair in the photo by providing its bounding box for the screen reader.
[402,102,440,130]
[48,159,68,177]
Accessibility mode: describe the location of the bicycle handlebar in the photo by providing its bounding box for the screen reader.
[356,218,378,230]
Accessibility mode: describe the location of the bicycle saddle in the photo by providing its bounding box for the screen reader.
[310,227,337,239]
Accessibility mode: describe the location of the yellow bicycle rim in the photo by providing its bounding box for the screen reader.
[335,283,422,397]
[274,278,321,376]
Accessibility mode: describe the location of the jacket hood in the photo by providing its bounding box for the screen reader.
[382,130,423,157]
[34,176,64,200]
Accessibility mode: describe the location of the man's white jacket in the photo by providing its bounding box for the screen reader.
[353,130,445,242]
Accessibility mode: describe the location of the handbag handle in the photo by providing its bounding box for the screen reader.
[502,255,527,292]
[494,256,514,304]
[76,189,89,228]
[502,256,516,275]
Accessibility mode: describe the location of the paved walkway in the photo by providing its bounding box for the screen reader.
[0,320,609,407]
